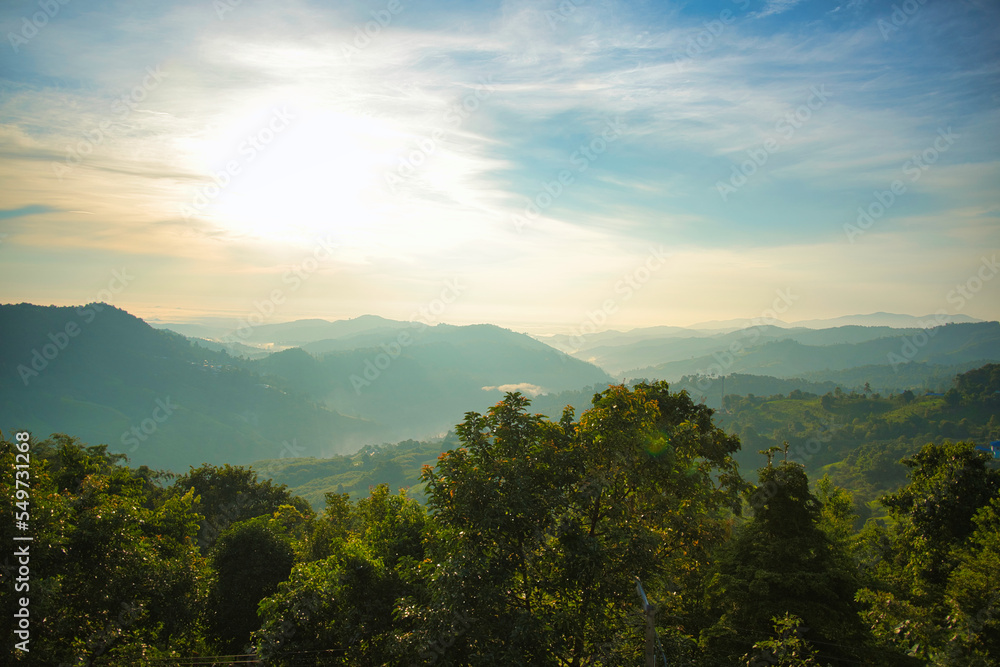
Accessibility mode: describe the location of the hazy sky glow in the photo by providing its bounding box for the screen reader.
[1,0,998,333]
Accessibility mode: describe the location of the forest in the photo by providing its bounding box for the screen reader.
[1,369,999,665]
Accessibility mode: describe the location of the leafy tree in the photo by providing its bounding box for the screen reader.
[255,541,393,666]
[414,383,742,665]
[172,463,309,551]
[815,474,859,548]
[944,388,962,408]
[702,460,864,665]
[254,485,432,665]
[880,441,999,577]
[742,613,823,667]
[206,516,296,654]
[954,363,1000,399]
[856,441,1000,662]
[0,433,210,665]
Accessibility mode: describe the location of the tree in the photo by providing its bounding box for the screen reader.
[742,614,823,667]
[954,363,1000,399]
[857,441,1000,662]
[254,485,432,666]
[207,516,296,654]
[936,496,1000,665]
[172,463,310,552]
[0,433,210,665]
[944,388,962,408]
[702,460,864,665]
[414,383,743,665]
[880,441,999,567]
[255,541,394,666]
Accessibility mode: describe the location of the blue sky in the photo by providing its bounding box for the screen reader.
[0,0,997,333]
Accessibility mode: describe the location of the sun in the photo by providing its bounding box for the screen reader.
[184,108,399,243]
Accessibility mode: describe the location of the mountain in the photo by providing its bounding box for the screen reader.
[1,305,612,470]
[223,315,414,346]
[536,325,710,354]
[626,322,1000,382]
[251,322,614,443]
[786,312,982,329]
[0,303,375,470]
[148,321,233,340]
[553,325,923,377]
[687,312,981,330]
[543,313,985,361]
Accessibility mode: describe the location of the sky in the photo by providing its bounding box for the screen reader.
[0,0,998,335]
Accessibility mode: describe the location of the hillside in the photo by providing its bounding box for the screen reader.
[1,305,612,471]
[626,321,1000,381]
[252,323,614,443]
[250,433,459,509]
[715,368,1000,516]
[0,303,375,470]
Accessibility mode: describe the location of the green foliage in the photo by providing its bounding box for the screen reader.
[250,433,462,509]
[715,365,1000,517]
[856,441,1000,663]
[254,484,432,665]
[703,461,864,664]
[171,462,308,551]
[742,613,824,667]
[414,382,743,665]
[207,516,297,654]
[255,542,392,666]
[0,433,211,665]
[954,362,1000,399]
[881,441,1000,557]
[936,496,1000,664]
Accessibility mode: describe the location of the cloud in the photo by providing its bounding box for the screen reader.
[482,383,546,396]
[0,0,997,328]
[752,0,805,19]
[0,205,59,220]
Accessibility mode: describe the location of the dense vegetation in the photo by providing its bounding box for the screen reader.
[257,366,1000,516]
[716,371,1000,517]
[2,369,998,664]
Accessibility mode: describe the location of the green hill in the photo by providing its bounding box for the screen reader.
[0,303,375,470]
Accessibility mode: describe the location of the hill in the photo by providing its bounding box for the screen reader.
[0,303,375,470]
[625,322,1000,381]
[251,323,614,443]
[250,433,459,509]
[715,364,1000,516]
[1,305,612,471]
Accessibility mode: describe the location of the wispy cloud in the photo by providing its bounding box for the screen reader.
[0,0,997,327]
[753,0,806,19]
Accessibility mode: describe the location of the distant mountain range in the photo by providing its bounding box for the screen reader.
[539,320,998,377]
[683,312,981,331]
[1,304,609,471]
[3,304,997,473]
[538,313,981,354]
[625,322,1000,382]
